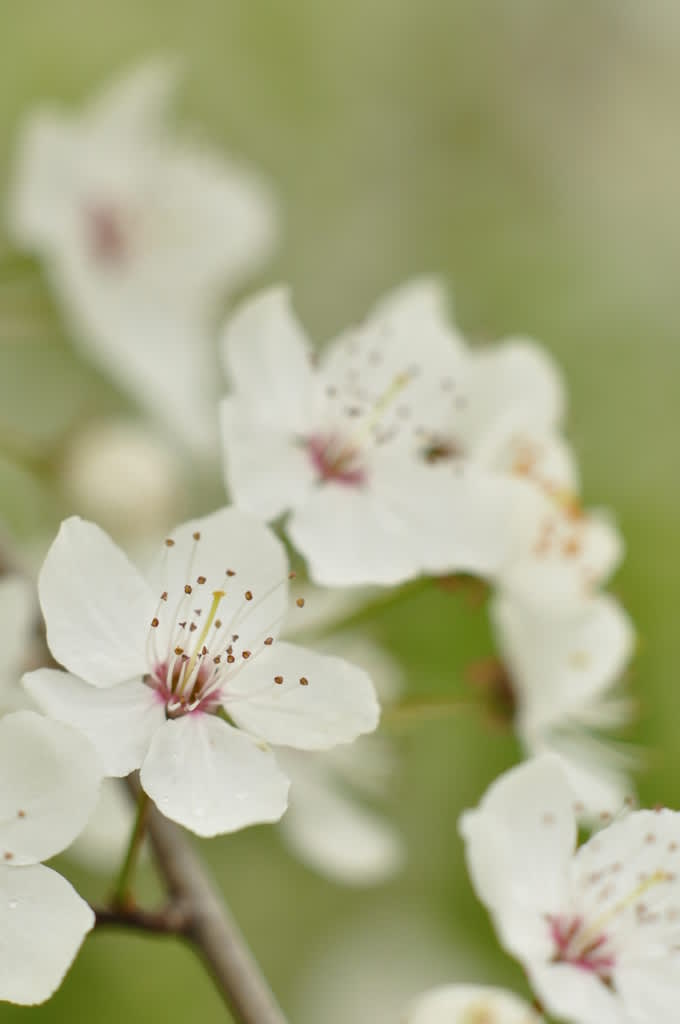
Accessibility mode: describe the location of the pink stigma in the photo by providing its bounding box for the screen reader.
[308,436,365,486]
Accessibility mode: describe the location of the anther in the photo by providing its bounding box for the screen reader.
[215,619,222,629]
[299,676,309,686]
[174,647,184,656]
[192,531,201,541]
[189,623,197,632]
[227,655,235,664]
[197,576,207,585]
[161,591,168,601]
[226,569,236,576]
[274,675,284,684]
[242,650,251,659]
[3,852,13,861]
[245,590,253,601]
[165,538,175,547]
[264,636,273,645]
[213,655,221,664]
[232,634,239,641]
[296,598,305,608]
[151,617,159,628]
[17,810,25,819]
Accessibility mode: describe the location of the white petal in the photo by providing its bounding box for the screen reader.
[39,517,153,687]
[140,715,289,836]
[0,863,94,1005]
[152,506,290,652]
[493,591,635,735]
[278,762,403,885]
[220,396,316,520]
[459,756,575,960]
[616,959,680,1022]
[67,779,137,873]
[221,287,317,433]
[287,483,421,586]
[528,962,622,1024]
[0,711,101,865]
[404,984,543,1024]
[82,58,181,139]
[23,669,163,778]
[225,642,379,749]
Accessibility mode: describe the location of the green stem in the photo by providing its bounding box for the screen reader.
[382,694,475,728]
[112,788,151,909]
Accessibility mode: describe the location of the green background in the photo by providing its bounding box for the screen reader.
[0,1,679,1020]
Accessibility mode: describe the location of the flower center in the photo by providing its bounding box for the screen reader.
[307,435,365,485]
[548,915,615,978]
[84,201,130,264]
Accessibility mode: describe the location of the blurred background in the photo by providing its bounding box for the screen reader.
[1,1,679,1020]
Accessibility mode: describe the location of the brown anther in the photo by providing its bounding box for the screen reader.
[179,621,187,629]
[3,852,12,861]
[299,676,309,686]
[197,576,207,585]
[201,646,208,656]
[184,584,192,594]
[215,620,222,629]
[17,810,25,819]
[245,590,253,601]
[192,531,201,541]
[296,598,305,608]
[189,623,197,632]
[213,655,221,664]
[174,647,184,656]
[242,650,252,659]
[264,637,273,645]
[226,569,236,577]
[232,634,239,642]
[288,571,297,580]
[227,655,236,664]
[161,591,168,601]
[165,538,175,547]
[274,675,284,685]
[151,617,159,628]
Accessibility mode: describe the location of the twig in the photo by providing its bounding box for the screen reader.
[135,780,289,1024]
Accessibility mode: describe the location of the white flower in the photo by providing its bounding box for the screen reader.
[24,508,379,837]
[0,575,35,712]
[461,755,680,1024]
[490,589,635,819]
[276,622,404,885]
[0,710,101,1005]
[403,984,543,1023]
[66,779,144,874]
[8,59,278,452]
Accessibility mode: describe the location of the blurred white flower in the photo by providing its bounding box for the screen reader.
[60,417,183,550]
[24,508,379,837]
[403,984,543,1023]
[0,575,35,712]
[491,589,636,819]
[461,755,680,1024]
[8,59,278,452]
[66,778,141,874]
[220,280,532,586]
[0,711,101,1004]
[277,616,404,885]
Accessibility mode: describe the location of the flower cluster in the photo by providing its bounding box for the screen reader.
[0,56,665,1024]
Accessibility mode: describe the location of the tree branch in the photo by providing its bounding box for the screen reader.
[136,782,289,1024]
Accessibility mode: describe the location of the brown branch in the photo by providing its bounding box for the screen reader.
[94,902,190,935]
[127,779,289,1024]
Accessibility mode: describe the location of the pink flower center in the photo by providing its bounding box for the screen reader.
[84,202,130,264]
[548,915,615,978]
[308,435,366,486]
[149,659,221,718]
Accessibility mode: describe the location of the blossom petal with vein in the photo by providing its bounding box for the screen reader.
[460,755,680,1024]
[24,508,379,836]
[0,710,101,1005]
[403,984,543,1023]
[8,59,278,452]
[491,589,636,819]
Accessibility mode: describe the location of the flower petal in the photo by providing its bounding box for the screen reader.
[140,715,289,836]
[39,517,153,687]
[0,711,101,865]
[225,641,379,749]
[528,962,622,1024]
[278,763,403,885]
[23,669,163,778]
[221,287,317,433]
[404,984,544,1023]
[0,575,35,705]
[152,506,290,652]
[0,863,94,1005]
[459,756,575,961]
[220,396,316,520]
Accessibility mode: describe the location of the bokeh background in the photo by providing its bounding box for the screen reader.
[1,1,679,1020]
